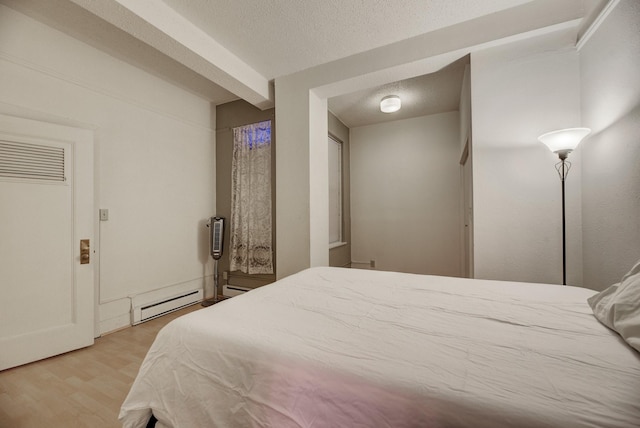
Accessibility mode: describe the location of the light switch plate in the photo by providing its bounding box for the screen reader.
[99,209,109,221]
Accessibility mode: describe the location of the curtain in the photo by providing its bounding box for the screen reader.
[229,120,273,274]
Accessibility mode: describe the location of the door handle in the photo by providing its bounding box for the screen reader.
[80,239,90,264]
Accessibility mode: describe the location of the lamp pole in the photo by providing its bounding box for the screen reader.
[556,152,570,286]
[538,127,590,286]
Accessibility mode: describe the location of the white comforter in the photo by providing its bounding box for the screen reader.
[120,267,640,427]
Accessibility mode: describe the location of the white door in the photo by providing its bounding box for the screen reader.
[0,115,94,371]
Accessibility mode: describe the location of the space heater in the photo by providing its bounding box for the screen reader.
[202,216,224,306]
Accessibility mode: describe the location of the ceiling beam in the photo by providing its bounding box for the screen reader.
[69,0,273,109]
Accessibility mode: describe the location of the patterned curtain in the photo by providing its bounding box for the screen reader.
[229,120,273,274]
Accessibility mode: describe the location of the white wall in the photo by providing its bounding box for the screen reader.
[580,0,640,290]
[471,30,584,285]
[273,4,583,280]
[0,5,216,333]
[274,80,312,279]
[350,112,461,276]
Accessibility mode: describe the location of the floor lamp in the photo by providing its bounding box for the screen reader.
[538,128,590,285]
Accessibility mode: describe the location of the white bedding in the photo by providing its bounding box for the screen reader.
[120,267,640,428]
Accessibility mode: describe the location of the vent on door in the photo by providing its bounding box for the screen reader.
[0,140,65,182]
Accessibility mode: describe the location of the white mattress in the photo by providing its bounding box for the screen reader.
[120,267,640,427]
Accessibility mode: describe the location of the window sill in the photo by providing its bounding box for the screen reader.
[329,241,348,250]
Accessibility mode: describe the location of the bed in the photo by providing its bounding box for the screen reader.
[119,266,640,428]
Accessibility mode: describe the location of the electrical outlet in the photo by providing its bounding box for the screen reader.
[99,209,109,221]
[370,260,375,268]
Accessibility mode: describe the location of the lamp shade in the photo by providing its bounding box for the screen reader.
[538,128,591,154]
[380,95,401,113]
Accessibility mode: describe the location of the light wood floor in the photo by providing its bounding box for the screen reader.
[0,304,203,428]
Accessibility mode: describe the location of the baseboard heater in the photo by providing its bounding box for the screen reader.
[132,289,203,325]
[223,284,250,297]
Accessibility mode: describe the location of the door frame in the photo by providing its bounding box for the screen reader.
[460,137,474,278]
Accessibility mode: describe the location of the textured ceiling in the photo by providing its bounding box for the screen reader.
[1,0,608,126]
[160,0,532,80]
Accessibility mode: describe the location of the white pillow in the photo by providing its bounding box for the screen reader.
[587,259,640,352]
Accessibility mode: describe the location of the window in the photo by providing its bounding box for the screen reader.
[328,135,343,246]
[230,120,273,274]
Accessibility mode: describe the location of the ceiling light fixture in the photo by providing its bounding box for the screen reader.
[380,95,401,113]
